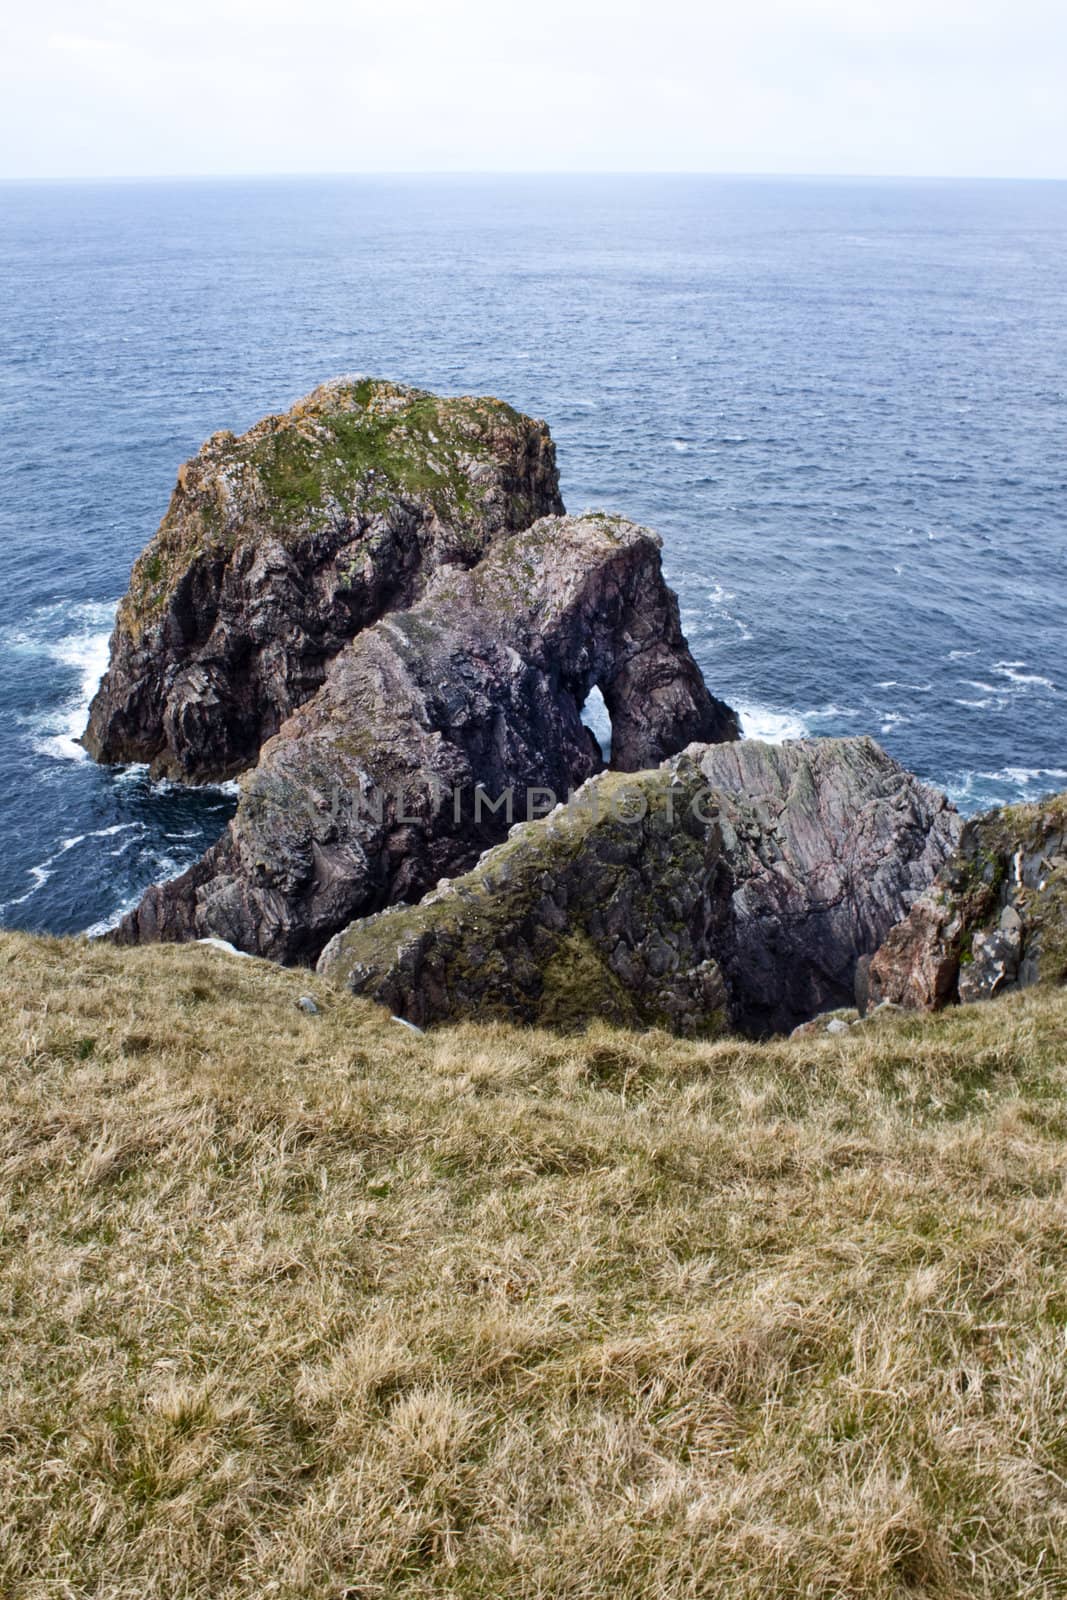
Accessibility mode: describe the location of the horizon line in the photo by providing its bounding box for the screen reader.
[2,168,1066,187]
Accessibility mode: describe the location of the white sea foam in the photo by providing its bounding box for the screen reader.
[149,775,241,799]
[993,662,1056,691]
[84,901,138,939]
[945,765,1067,810]
[108,763,151,789]
[83,848,189,937]
[984,766,1067,788]
[806,704,861,722]
[671,439,690,453]
[0,822,141,913]
[8,599,117,763]
[738,704,810,742]
[737,701,868,742]
[704,582,752,643]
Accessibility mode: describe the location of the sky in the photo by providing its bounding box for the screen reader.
[2,0,1066,181]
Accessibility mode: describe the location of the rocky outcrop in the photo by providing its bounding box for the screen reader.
[83,380,564,782]
[318,736,959,1036]
[869,793,1067,1010]
[111,514,737,963]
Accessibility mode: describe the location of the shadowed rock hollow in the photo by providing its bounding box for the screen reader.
[111,513,738,963]
[319,736,960,1036]
[83,379,565,782]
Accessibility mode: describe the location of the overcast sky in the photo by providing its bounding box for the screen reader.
[2,0,1066,181]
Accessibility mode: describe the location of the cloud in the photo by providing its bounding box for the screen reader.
[46,33,117,53]
[4,0,1067,178]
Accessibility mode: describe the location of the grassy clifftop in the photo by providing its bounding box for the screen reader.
[1,929,1066,1597]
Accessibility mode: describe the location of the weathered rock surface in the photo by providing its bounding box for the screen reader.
[112,514,737,963]
[869,792,1067,1009]
[83,379,564,782]
[318,736,959,1036]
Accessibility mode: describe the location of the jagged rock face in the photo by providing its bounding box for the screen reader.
[111,514,737,963]
[869,793,1067,1010]
[318,736,959,1037]
[690,738,960,1031]
[83,379,564,782]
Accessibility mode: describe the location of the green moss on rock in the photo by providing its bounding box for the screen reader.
[319,766,734,1037]
[121,379,552,634]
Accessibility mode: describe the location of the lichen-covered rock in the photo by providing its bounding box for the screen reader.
[321,767,731,1036]
[83,379,564,781]
[111,514,736,963]
[318,736,959,1036]
[869,792,1067,1009]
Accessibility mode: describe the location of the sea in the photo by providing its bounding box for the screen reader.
[1,175,1065,936]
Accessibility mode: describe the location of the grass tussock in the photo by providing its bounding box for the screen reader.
[1,928,1066,1598]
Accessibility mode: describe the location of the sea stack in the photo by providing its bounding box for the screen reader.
[83,379,566,782]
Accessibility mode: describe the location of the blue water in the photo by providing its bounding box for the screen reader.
[1,175,1066,935]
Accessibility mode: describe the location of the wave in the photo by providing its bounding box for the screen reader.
[704,582,753,644]
[6,598,117,763]
[82,846,197,938]
[738,703,810,742]
[985,765,1067,788]
[0,822,142,914]
[993,661,1056,692]
[945,765,1067,811]
[737,701,866,743]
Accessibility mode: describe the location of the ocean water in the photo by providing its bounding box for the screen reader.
[1,175,1065,936]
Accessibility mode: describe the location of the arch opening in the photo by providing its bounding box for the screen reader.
[579,683,613,763]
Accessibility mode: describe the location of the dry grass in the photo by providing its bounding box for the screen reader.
[1,929,1066,1598]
